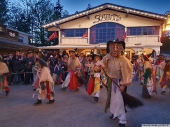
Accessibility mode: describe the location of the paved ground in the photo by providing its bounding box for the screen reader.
[0,80,170,127]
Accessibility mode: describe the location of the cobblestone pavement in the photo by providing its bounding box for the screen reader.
[0,80,170,127]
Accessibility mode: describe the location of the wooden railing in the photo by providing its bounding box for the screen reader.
[60,37,88,45]
[125,35,160,44]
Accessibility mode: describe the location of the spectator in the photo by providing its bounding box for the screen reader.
[12,55,21,85]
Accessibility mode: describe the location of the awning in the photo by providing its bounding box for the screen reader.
[38,43,162,50]
[0,37,37,50]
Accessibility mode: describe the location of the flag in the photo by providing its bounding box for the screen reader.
[122,31,127,41]
[48,32,58,41]
[82,31,88,38]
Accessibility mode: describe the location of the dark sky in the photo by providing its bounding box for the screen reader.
[52,0,170,15]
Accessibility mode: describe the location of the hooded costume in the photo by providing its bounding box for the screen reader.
[100,40,133,126]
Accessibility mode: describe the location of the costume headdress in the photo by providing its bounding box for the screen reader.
[106,38,125,53]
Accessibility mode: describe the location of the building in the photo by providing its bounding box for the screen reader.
[0,24,37,54]
[41,3,167,58]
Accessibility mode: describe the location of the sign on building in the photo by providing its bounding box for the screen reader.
[7,29,19,41]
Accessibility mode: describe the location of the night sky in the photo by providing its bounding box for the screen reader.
[52,0,170,15]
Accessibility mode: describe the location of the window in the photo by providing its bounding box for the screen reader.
[90,22,125,44]
[127,26,160,36]
[19,36,23,43]
[61,29,87,37]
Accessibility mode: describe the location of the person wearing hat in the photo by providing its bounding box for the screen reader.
[158,58,170,94]
[33,59,55,105]
[84,52,94,86]
[61,48,81,91]
[96,40,133,127]
[155,54,165,80]
[140,54,155,99]
[86,54,102,102]
[0,55,10,96]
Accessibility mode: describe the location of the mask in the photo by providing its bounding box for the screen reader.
[109,43,123,57]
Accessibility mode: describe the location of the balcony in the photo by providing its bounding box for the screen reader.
[60,37,88,45]
[125,35,161,46]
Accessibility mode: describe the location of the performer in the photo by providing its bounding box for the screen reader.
[86,54,102,102]
[137,56,144,84]
[97,40,133,127]
[34,59,55,105]
[158,58,170,94]
[61,49,81,91]
[155,54,165,80]
[141,54,154,98]
[0,55,10,96]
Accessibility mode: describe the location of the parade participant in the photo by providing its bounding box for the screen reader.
[61,54,68,81]
[137,56,144,84]
[155,54,165,80]
[84,53,94,87]
[97,40,133,127]
[0,55,10,96]
[61,48,81,91]
[33,59,55,105]
[158,58,170,94]
[32,58,41,90]
[88,54,102,102]
[52,61,62,85]
[141,54,155,98]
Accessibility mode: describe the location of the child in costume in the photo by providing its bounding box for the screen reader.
[33,59,55,105]
[86,54,102,102]
[61,49,82,91]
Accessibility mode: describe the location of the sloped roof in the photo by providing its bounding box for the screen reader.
[42,3,167,28]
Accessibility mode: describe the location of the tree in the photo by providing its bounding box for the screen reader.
[0,0,9,24]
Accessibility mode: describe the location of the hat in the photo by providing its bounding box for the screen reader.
[69,48,77,53]
[106,39,125,53]
[50,55,53,58]
[93,54,102,60]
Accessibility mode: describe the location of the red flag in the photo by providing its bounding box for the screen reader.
[82,31,88,38]
[48,32,58,41]
[122,31,127,41]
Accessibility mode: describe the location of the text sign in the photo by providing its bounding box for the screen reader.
[7,29,19,41]
[93,14,121,24]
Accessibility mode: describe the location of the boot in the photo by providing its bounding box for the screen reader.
[5,91,9,96]
[61,87,66,91]
[47,99,55,104]
[110,114,114,119]
[118,123,125,127]
[93,97,99,102]
[34,99,42,106]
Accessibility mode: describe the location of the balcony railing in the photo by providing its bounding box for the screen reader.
[60,37,88,45]
[125,35,160,44]
[60,35,160,45]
